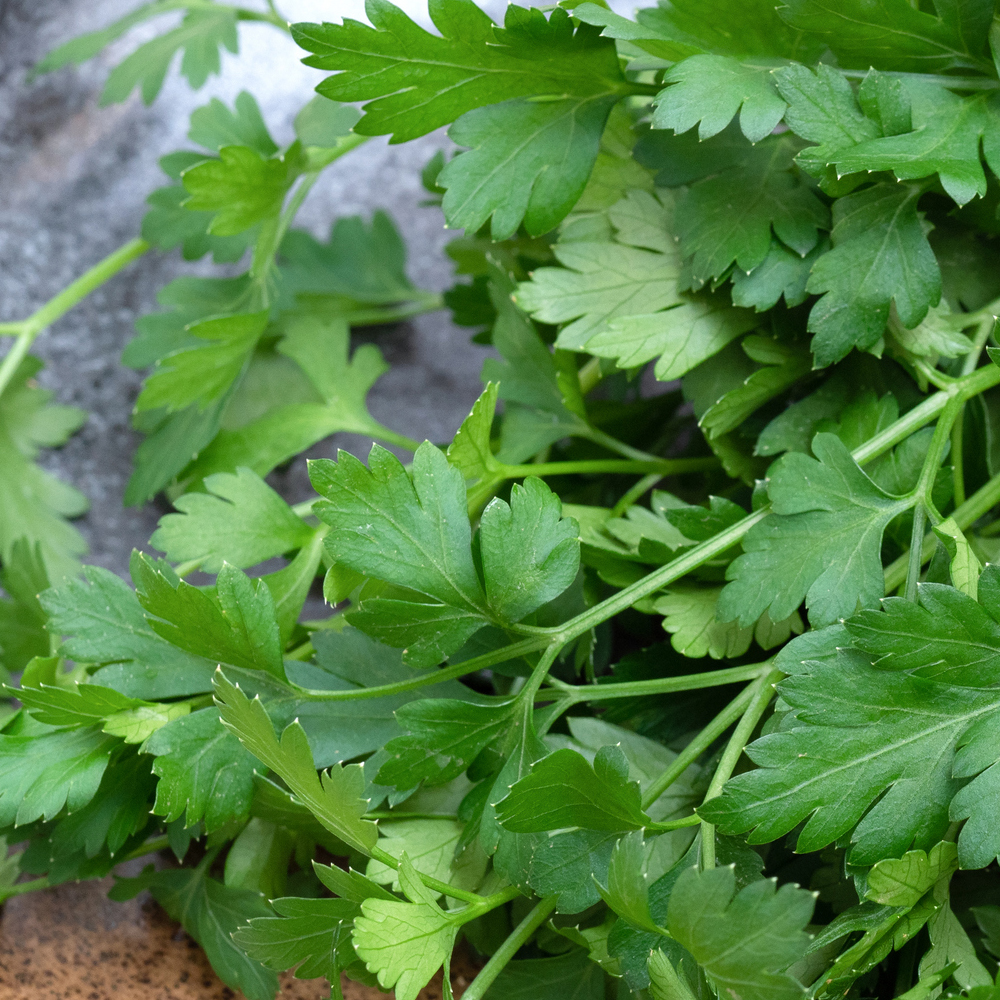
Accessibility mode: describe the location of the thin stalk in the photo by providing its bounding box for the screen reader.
[647,814,702,833]
[586,426,677,465]
[837,68,999,88]
[904,502,927,601]
[502,457,717,479]
[951,316,996,506]
[577,356,602,395]
[119,835,171,863]
[0,238,149,399]
[345,292,445,328]
[640,681,759,810]
[553,661,770,705]
[461,896,560,1000]
[884,467,1000,591]
[612,473,665,517]
[290,637,550,701]
[0,877,49,902]
[699,669,782,870]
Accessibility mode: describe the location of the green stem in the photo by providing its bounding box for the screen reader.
[586,426,676,465]
[0,238,149,400]
[884,466,1000,591]
[119,834,171,863]
[647,813,702,833]
[291,637,550,701]
[904,502,927,601]
[952,317,996,507]
[503,457,717,479]
[461,896,560,1000]
[553,661,770,705]
[367,812,458,821]
[838,68,998,88]
[640,681,760,810]
[345,292,444,328]
[699,669,782,870]
[0,876,49,903]
[612,473,665,517]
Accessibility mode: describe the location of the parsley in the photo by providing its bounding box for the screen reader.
[11,2,1000,997]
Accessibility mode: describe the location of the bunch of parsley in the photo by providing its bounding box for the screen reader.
[6,0,1000,996]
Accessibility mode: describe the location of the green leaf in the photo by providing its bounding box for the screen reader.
[181,146,291,236]
[919,900,993,990]
[39,751,155,869]
[697,336,813,440]
[497,745,650,832]
[653,56,787,143]
[866,841,958,908]
[110,865,276,1000]
[779,0,991,73]
[366,818,486,895]
[772,62,881,184]
[188,91,278,156]
[480,477,580,622]
[0,358,88,580]
[352,855,459,1000]
[675,137,829,284]
[142,184,251,263]
[183,317,400,483]
[648,949,699,1000]
[232,895,360,982]
[574,0,819,61]
[806,183,941,366]
[933,516,982,598]
[667,866,813,1000]
[700,602,1000,864]
[0,725,118,827]
[135,310,268,415]
[133,554,285,679]
[151,467,314,573]
[311,441,487,664]
[595,831,661,934]
[378,699,515,789]
[214,671,378,854]
[35,5,239,105]
[447,382,501,485]
[0,540,50,675]
[40,565,215,699]
[144,707,257,833]
[887,301,974,360]
[293,3,628,142]
[515,191,683,352]
[278,212,417,306]
[439,94,618,239]
[486,950,606,999]
[294,96,361,149]
[719,433,913,628]
[731,239,828,312]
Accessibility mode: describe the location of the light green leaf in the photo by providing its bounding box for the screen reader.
[447,382,501,485]
[136,311,268,414]
[933,517,982,599]
[654,55,787,143]
[353,856,459,1000]
[214,671,378,854]
[648,949,699,1000]
[151,467,313,572]
[595,831,661,934]
[182,146,291,236]
[866,841,958,908]
[919,901,993,990]
[367,818,486,895]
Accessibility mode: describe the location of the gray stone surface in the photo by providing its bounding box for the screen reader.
[0,0,486,576]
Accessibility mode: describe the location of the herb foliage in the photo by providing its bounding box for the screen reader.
[7,0,1000,997]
